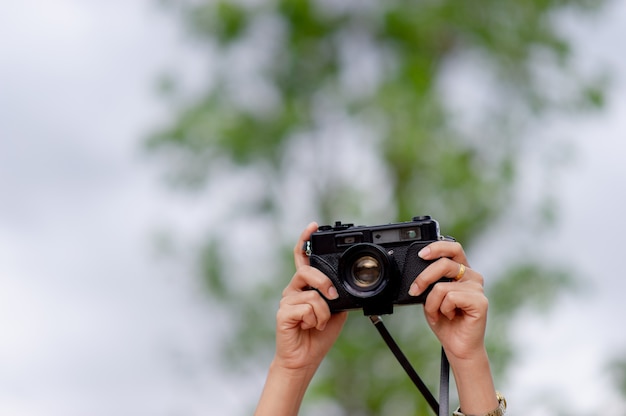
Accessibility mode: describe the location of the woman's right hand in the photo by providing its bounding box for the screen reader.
[273,222,348,372]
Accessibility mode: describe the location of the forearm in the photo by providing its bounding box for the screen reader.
[255,360,318,416]
[448,348,499,415]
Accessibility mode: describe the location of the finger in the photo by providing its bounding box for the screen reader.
[283,265,339,301]
[279,290,332,330]
[437,289,469,321]
[409,258,483,296]
[423,281,485,324]
[294,222,319,269]
[423,281,453,324]
[417,240,469,266]
[277,302,319,331]
[438,289,488,322]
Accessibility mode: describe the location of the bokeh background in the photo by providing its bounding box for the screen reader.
[2,0,626,415]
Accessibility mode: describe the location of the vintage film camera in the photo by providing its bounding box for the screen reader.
[305,216,452,316]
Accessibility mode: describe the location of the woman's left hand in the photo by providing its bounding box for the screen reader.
[409,241,488,362]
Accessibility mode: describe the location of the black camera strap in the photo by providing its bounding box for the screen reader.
[369,315,449,416]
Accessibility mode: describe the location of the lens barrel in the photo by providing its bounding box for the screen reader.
[339,244,391,298]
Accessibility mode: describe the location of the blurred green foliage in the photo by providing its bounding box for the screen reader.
[610,358,626,398]
[148,0,606,414]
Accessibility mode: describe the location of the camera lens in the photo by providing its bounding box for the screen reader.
[339,243,391,298]
[351,256,381,288]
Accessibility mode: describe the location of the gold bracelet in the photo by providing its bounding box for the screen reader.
[452,391,506,416]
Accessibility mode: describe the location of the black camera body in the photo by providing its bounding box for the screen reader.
[305,216,451,316]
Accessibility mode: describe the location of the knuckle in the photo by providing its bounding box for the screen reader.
[302,289,320,302]
[278,296,290,309]
[467,270,484,286]
[474,272,484,286]
[443,289,459,303]
[276,306,287,321]
[302,302,314,314]
[430,282,448,297]
[477,295,489,311]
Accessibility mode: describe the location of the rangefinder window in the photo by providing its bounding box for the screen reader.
[336,232,364,247]
[400,227,421,241]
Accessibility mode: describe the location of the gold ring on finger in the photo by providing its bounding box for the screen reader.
[454,263,466,281]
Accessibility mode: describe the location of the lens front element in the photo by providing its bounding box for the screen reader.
[351,256,381,288]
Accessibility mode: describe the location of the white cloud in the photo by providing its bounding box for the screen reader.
[1,0,626,415]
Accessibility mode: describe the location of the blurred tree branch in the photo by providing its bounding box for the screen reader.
[147,0,607,414]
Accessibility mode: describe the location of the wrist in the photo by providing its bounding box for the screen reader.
[255,359,318,416]
[445,345,490,373]
[453,391,507,416]
[447,348,499,415]
[269,358,319,383]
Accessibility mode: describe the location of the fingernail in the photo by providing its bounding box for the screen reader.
[328,286,339,300]
[409,283,419,296]
[418,247,430,259]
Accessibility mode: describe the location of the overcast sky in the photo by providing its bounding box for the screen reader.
[1,1,626,415]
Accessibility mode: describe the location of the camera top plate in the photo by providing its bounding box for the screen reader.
[308,216,441,256]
